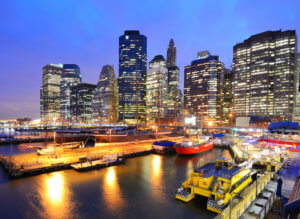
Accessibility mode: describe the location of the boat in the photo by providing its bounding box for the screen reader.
[176,158,252,213]
[257,138,300,152]
[34,141,84,155]
[152,141,176,154]
[37,146,56,155]
[71,154,124,171]
[174,136,213,155]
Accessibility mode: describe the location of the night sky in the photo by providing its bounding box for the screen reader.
[0,0,299,119]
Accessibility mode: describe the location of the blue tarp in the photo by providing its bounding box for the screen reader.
[268,122,299,130]
[152,141,176,147]
[212,134,225,138]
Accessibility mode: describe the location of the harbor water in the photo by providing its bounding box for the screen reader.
[0,142,232,219]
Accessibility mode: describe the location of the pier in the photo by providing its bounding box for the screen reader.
[0,136,182,177]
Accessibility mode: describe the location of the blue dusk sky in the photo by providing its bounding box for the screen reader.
[0,0,299,119]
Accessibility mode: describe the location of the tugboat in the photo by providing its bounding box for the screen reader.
[152,141,176,154]
[176,158,252,213]
[174,136,213,155]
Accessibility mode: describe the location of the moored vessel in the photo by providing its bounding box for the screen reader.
[174,136,213,155]
[152,141,176,154]
[176,158,252,213]
[71,154,124,171]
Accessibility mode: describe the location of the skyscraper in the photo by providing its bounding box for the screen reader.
[92,65,118,124]
[184,51,224,124]
[70,83,96,122]
[118,30,147,124]
[166,37,176,68]
[40,64,63,123]
[146,55,168,124]
[60,64,81,122]
[294,53,300,121]
[222,68,233,124]
[166,37,181,122]
[233,30,297,121]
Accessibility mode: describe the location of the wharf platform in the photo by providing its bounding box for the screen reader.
[0,137,182,177]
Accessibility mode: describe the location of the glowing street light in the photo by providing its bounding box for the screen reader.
[208,121,213,127]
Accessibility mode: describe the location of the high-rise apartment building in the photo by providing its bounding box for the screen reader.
[70,83,96,122]
[233,30,297,121]
[40,64,63,123]
[60,64,81,121]
[118,30,147,124]
[184,51,224,124]
[92,65,118,124]
[146,55,168,123]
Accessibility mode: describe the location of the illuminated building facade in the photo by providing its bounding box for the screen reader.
[146,55,168,123]
[222,69,233,124]
[118,30,147,123]
[92,65,118,124]
[295,53,300,121]
[70,83,96,122]
[40,64,63,123]
[184,51,224,124]
[166,37,176,68]
[165,38,182,121]
[60,64,81,122]
[233,30,297,121]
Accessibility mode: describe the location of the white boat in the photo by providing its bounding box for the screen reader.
[37,146,56,155]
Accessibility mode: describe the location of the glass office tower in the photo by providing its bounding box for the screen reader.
[60,64,81,122]
[184,51,224,124]
[40,64,63,123]
[70,83,96,123]
[233,30,297,121]
[92,65,118,124]
[146,55,168,124]
[118,30,147,124]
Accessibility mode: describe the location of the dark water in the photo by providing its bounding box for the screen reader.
[0,143,232,219]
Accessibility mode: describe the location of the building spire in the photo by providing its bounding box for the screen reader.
[167,37,176,68]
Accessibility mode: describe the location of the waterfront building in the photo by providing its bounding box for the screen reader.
[70,83,96,122]
[146,55,168,124]
[118,30,147,124]
[222,69,233,125]
[233,30,297,121]
[60,64,82,122]
[184,51,225,124]
[92,65,118,124]
[40,64,63,123]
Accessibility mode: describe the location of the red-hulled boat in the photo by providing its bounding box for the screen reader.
[257,138,300,152]
[174,137,213,155]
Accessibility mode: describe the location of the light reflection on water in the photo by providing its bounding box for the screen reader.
[151,155,166,201]
[0,144,233,218]
[38,172,75,219]
[102,166,125,214]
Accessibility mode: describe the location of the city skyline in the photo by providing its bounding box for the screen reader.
[0,0,299,119]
